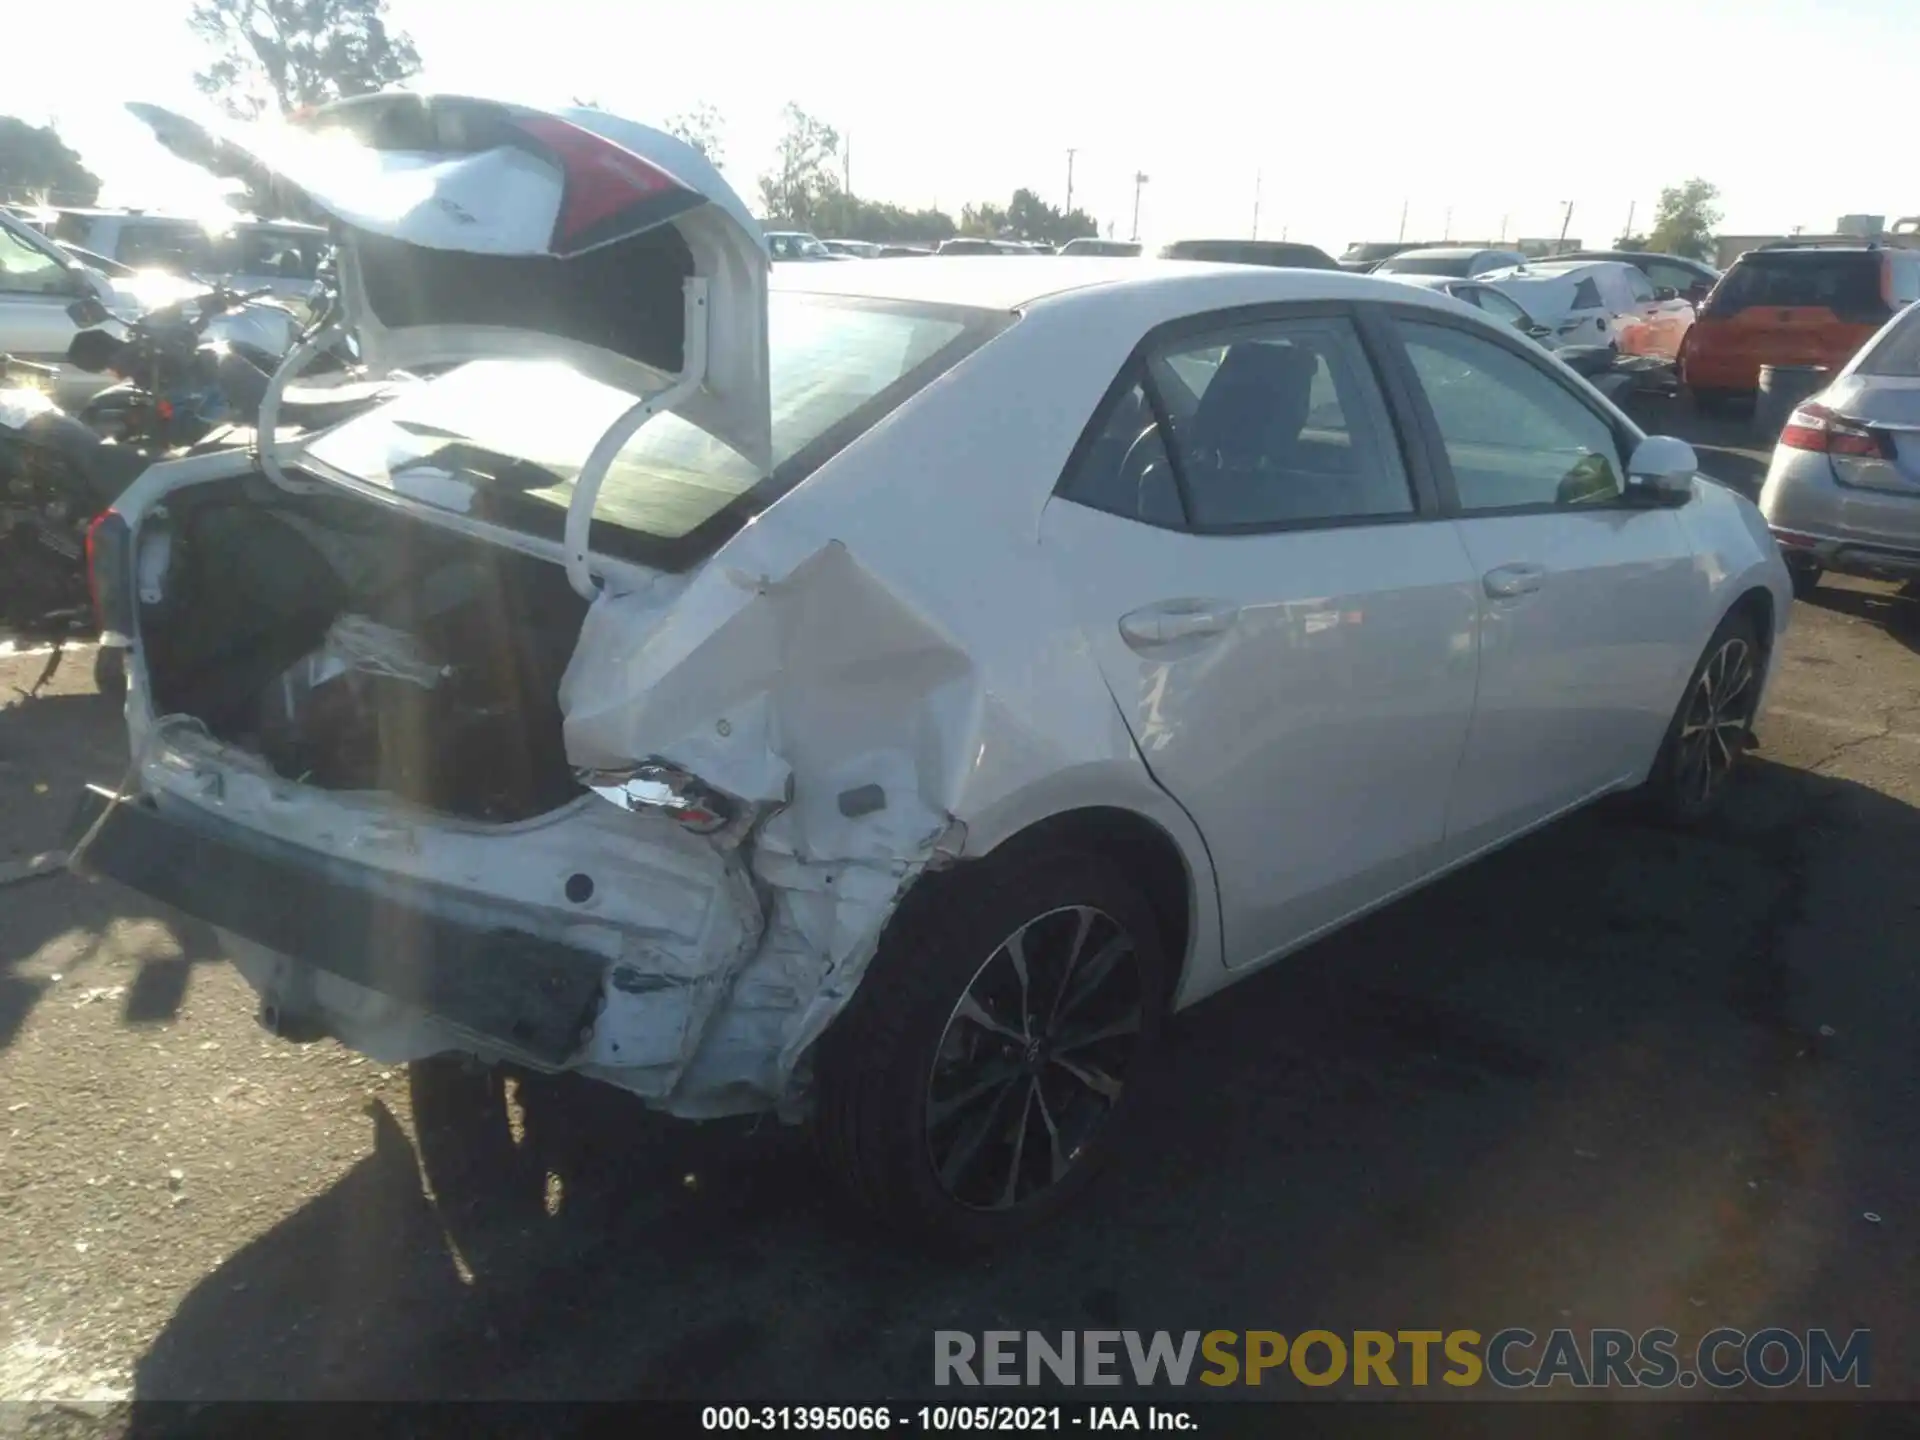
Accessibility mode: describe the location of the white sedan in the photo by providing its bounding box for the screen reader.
[83,95,1792,1246]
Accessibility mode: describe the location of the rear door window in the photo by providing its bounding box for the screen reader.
[1570,278,1603,310]
[231,228,320,279]
[1062,316,1414,529]
[1705,253,1889,323]
[117,222,213,273]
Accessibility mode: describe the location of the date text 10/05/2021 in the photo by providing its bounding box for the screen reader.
[702,1407,1193,1431]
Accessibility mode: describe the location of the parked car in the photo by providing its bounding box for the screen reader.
[1759,298,1920,597]
[0,208,290,407]
[1157,239,1340,270]
[766,230,835,261]
[822,239,883,258]
[1559,250,1720,308]
[1681,244,1920,411]
[1478,260,1695,360]
[1371,246,1530,279]
[876,245,934,258]
[1338,240,1429,273]
[1379,274,1564,348]
[47,209,328,306]
[89,93,1792,1246]
[1059,238,1142,258]
[937,237,1026,255]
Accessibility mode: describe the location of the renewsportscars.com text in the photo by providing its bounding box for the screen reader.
[934,1328,1871,1390]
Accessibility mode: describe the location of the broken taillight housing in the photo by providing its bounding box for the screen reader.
[580,761,738,835]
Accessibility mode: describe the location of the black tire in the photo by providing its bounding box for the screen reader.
[1641,609,1764,827]
[92,646,126,703]
[810,849,1169,1248]
[1788,561,1823,600]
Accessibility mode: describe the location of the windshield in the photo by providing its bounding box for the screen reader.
[1377,254,1471,277]
[0,217,74,294]
[302,293,999,566]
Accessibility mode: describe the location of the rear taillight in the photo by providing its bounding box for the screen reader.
[510,115,688,256]
[1778,402,1886,457]
[84,509,133,635]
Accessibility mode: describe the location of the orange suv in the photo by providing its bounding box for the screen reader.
[1680,243,1920,411]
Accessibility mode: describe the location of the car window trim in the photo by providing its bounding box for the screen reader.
[1373,301,1648,519]
[1051,299,1446,537]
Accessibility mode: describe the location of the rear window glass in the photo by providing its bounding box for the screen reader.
[1855,303,1920,377]
[302,293,1000,565]
[1705,253,1887,321]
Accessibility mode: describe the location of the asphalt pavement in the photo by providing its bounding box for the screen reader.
[2,401,1917,1412]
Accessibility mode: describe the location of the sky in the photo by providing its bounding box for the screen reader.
[10,0,1919,254]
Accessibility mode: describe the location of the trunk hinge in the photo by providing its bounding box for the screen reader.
[563,278,711,600]
[255,315,346,494]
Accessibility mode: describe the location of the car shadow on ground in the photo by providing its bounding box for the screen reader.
[1803,580,1920,661]
[0,683,225,1052]
[121,753,1920,1405]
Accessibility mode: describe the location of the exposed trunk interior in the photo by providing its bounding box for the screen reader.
[138,474,591,822]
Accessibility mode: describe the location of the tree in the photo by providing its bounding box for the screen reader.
[811,191,955,246]
[188,0,422,120]
[960,189,1096,245]
[664,103,725,169]
[1645,179,1722,261]
[0,117,100,205]
[757,104,841,227]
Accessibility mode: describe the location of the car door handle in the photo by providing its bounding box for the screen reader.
[1482,563,1545,598]
[1118,601,1241,650]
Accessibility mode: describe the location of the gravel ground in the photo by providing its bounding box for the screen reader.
[2,404,1917,1415]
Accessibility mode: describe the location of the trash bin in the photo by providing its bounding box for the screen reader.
[1755,364,1830,445]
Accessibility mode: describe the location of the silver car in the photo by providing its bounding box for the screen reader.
[1758,301,1920,596]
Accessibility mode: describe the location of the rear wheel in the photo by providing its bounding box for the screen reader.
[811,850,1168,1248]
[1641,610,1764,826]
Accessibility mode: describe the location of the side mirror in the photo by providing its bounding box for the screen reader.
[1653,285,1679,302]
[66,295,111,327]
[1625,435,1698,506]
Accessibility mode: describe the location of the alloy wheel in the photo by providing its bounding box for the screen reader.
[1676,636,1756,807]
[923,905,1145,1211]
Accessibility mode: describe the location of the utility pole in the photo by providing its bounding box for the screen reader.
[1131,171,1149,242]
[1252,169,1262,240]
[843,136,851,197]
[1622,199,1636,245]
[1065,148,1077,215]
[1499,214,1509,243]
[1558,200,1574,251]
[1398,198,1408,243]
[1444,206,1453,241]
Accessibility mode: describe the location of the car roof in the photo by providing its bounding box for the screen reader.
[769,254,1473,315]
[1387,246,1511,259]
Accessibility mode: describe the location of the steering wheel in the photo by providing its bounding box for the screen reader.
[1117,422,1171,508]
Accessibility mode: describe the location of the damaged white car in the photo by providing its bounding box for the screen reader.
[72,94,1793,1245]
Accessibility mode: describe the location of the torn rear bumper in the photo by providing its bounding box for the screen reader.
[67,784,607,1064]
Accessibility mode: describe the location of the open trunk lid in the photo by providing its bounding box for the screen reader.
[129,96,771,591]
